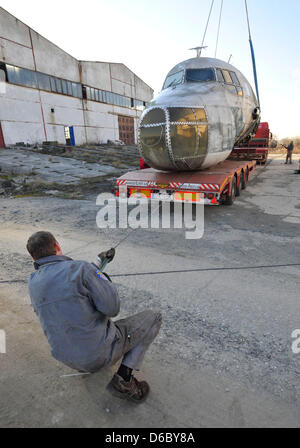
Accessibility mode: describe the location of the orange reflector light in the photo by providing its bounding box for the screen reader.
[130,189,151,198]
[174,192,201,202]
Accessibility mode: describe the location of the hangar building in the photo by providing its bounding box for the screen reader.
[0,7,154,147]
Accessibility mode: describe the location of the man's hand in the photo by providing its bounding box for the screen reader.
[98,248,116,264]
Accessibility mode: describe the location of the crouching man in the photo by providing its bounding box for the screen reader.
[26,231,162,403]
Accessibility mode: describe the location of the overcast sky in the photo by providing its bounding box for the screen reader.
[1,0,299,138]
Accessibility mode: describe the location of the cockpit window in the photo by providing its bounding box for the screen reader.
[229,71,240,85]
[222,70,233,84]
[186,68,216,83]
[163,70,184,90]
[216,69,225,83]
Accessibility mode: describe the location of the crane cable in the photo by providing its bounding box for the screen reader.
[245,0,261,108]
[1,263,300,284]
[201,0,215,51]
[215,0,224,58]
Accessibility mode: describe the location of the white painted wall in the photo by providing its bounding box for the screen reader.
[80,61,111,91]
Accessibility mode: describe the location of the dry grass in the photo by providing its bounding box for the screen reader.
[271,138,300,154]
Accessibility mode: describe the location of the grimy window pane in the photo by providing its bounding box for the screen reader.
[61,80,68,95]
[17,67,26,85]
[37,72,51,91]
[72,82,81,98]
[6,65,17,84]
[85,86,91,99]
[67,81,73,96]
[50,77,57,92]
[56,78,62,93]
[106,92,112,104]
[23,69,37,88]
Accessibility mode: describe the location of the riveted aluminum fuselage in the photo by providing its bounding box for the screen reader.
[138,57,259,171]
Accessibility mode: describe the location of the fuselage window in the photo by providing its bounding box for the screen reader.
[186,68,216,83]
[216,69,225,83]
[244,83,251,97]
[163,70,184,90]
[222,70,233,84]
[229,71,240,85]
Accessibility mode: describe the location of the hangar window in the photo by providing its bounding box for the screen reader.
[50,77,57,92]
[90,88,96,101]
[106,91,113,104]
[37,72,51,91]
[7,65,37,88]
[61,79,68,95]
[135,99,144,111]
[163,70,184,90]
[67,81,73,96]
[72,82,82,98]
[55,78,62,94]
[222,70,233,84]
[101,91,107,103]
[186,68,216,83]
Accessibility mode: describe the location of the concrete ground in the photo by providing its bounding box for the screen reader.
[0,154,300,428]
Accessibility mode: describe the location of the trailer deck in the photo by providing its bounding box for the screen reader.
[115,159,257,206]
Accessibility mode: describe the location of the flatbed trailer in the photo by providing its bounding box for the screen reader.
[115,159,257,206]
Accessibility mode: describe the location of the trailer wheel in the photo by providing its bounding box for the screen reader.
[236,174,242,197]
[224,177,236,206]
[241,169,248,190]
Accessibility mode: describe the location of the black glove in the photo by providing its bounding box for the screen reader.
[98,248,116,264]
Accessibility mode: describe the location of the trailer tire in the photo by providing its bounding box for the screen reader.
[224,177,236,206]
[241,169,248,190]
[236,174,242,197]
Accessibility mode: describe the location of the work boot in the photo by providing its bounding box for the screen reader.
[107,374,150,403]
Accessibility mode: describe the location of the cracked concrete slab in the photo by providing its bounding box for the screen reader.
[0,148,118,185]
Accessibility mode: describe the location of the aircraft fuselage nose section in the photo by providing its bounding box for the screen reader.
[139,105,209,171]
[138,58,259,172]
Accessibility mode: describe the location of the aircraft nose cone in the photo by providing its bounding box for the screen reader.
[139,106,209,171]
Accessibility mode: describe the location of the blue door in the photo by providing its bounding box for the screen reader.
[69,126,75,146]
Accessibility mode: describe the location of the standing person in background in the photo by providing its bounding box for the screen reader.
[282,141,294,164]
